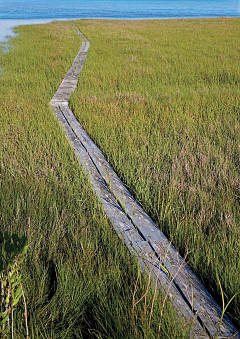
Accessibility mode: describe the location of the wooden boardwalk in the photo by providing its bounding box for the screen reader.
[50,24,240,339]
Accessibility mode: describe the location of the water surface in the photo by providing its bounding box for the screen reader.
[0,0,239,20]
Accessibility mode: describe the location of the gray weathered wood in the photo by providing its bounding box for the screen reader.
[59,101,239,338]
[52,102,205,338]
[50,24,240,339]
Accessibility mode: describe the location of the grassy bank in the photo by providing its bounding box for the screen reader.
[70,19,240,326]
[0,22,190,338]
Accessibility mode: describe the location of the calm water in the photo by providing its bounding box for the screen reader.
[0,0,239,41]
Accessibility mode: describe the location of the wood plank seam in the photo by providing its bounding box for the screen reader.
[54,103,206,338]
[50,23,240,339]
[58,101,238,337]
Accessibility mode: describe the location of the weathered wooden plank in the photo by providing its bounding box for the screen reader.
[52,104,206,338]
[50,25,240,339]
[64,105,239,338]
[50,32,90,107]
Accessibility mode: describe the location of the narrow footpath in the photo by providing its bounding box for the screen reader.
[50,24,239,339]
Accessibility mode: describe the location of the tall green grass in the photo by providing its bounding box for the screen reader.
[70,18,240,326]
[0,22,190,338]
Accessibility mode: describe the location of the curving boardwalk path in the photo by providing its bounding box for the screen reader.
[50,24,239,339]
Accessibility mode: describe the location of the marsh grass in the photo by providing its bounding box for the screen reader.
[70,18,240,326]
[0,22,190,338]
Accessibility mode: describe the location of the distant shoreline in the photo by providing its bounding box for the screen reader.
[0,15,239,43]
[0,18,75,42]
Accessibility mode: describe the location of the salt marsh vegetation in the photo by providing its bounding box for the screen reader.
[0,21,192,338]
[70,18,240,328]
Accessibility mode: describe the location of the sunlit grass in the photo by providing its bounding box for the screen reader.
[0,21,190,338]
[70,18,240,326]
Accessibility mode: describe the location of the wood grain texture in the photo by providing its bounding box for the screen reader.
[50,24,240,339]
